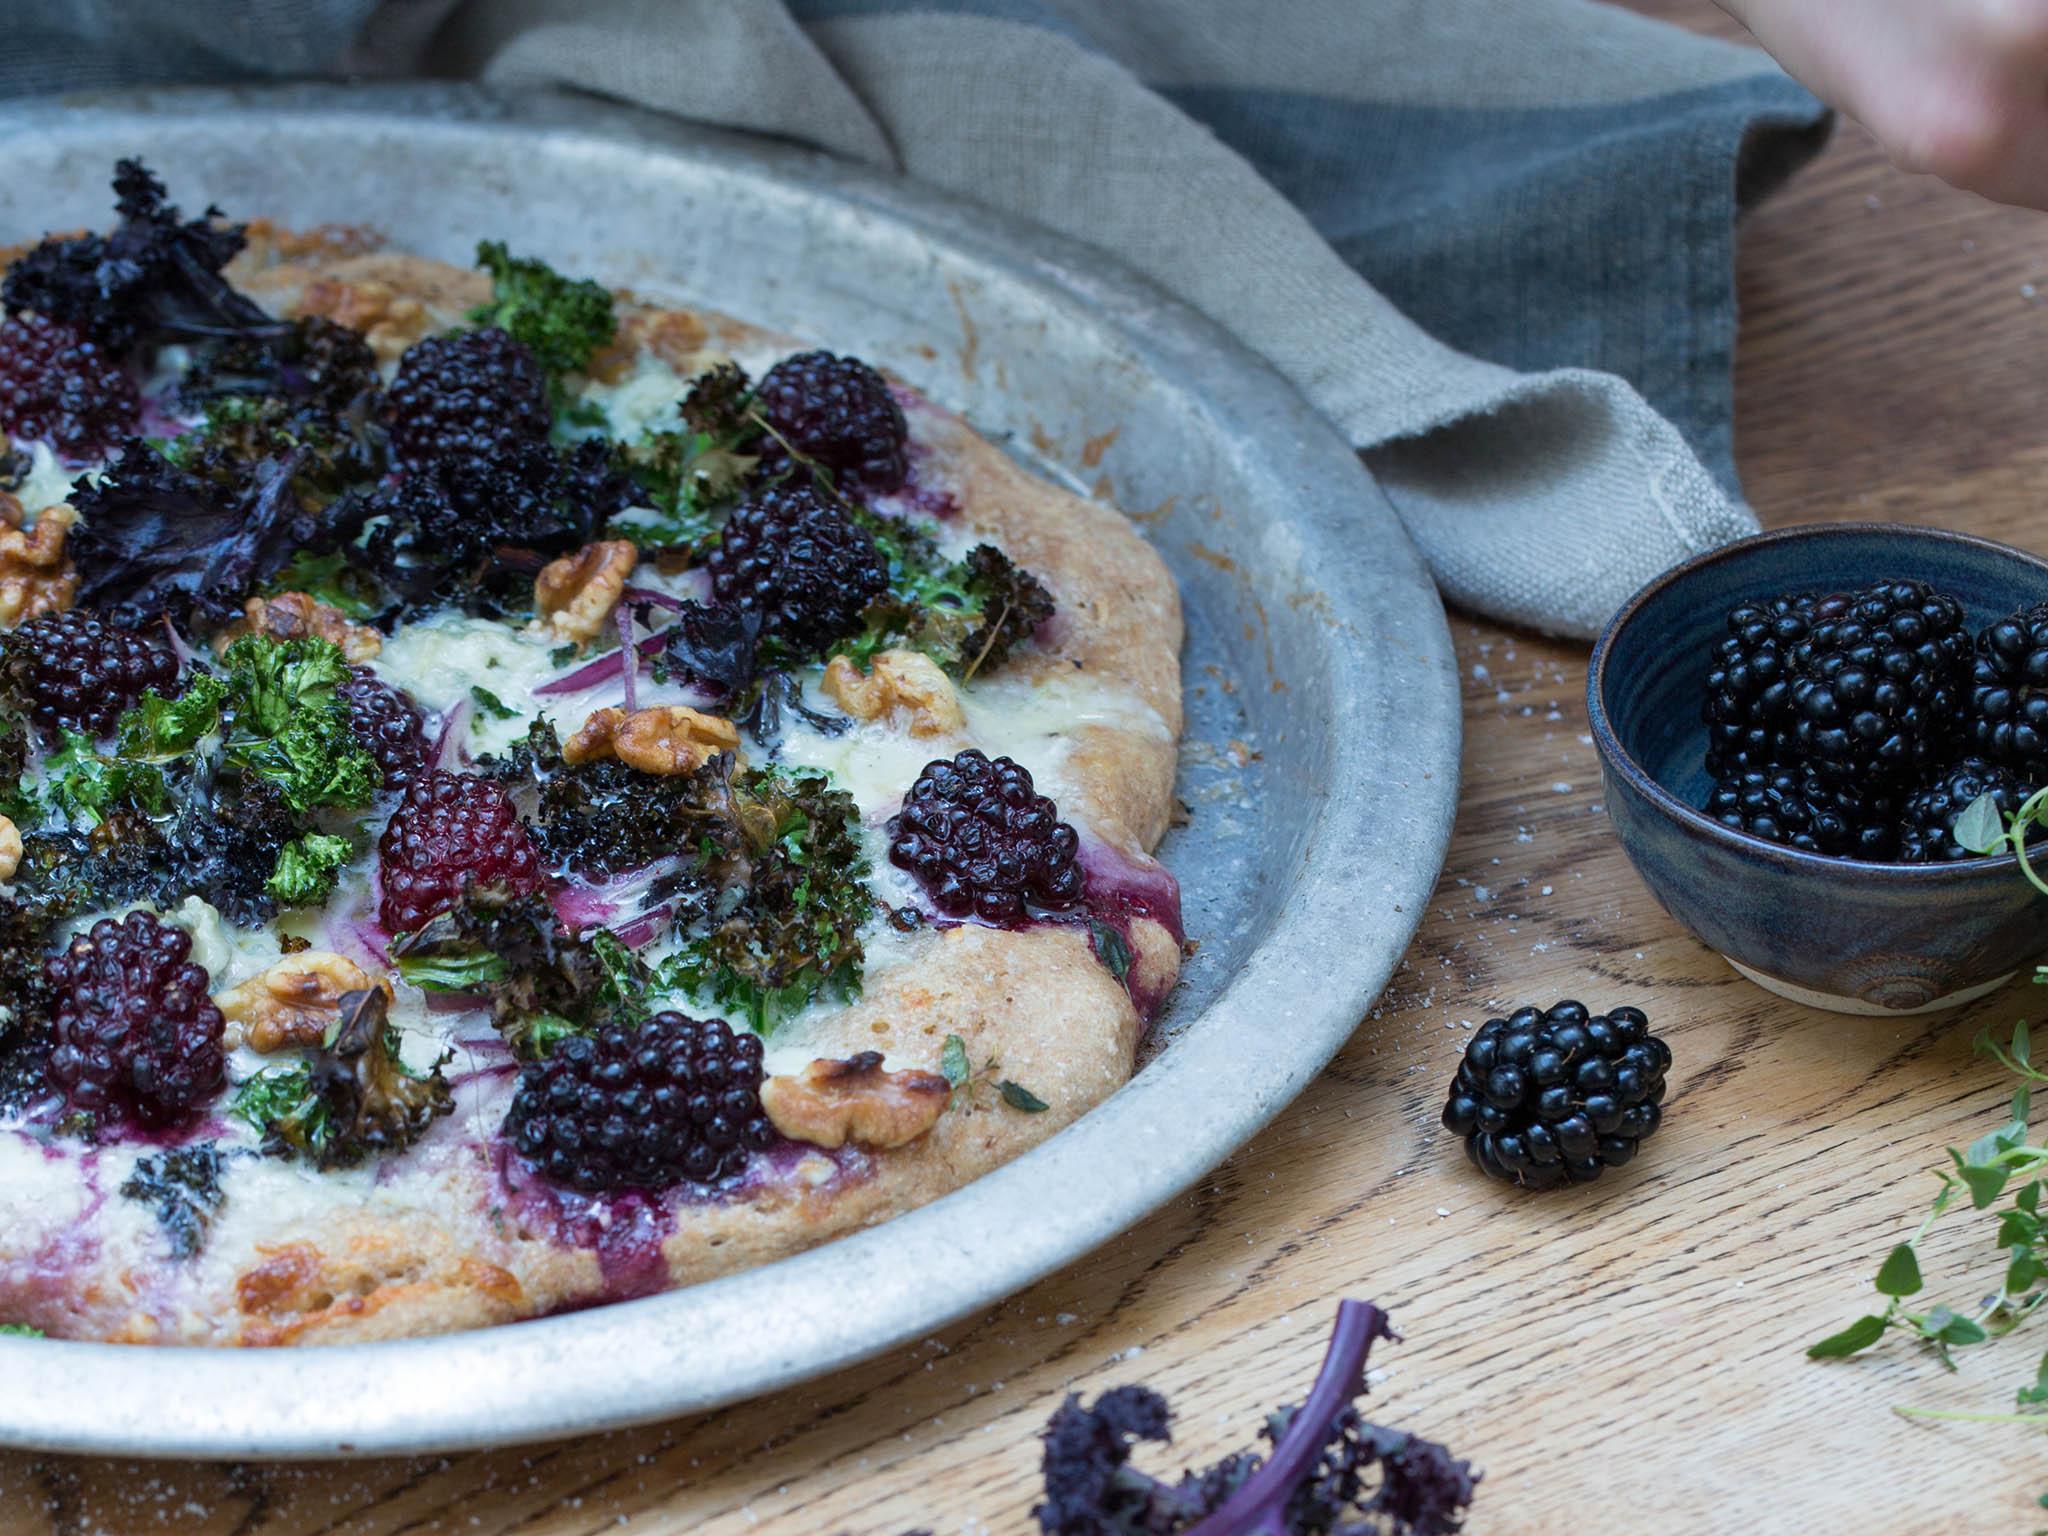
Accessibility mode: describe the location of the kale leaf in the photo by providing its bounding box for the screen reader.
[119,1143,227,1259]
[469,241,617,387]
[229,987,452,1169]
[1,159,286,355]
[1034,1302,1477,1536]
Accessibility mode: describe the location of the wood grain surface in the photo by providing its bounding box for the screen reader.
[7,5,2048,1532]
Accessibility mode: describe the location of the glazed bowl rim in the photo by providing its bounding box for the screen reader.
[1588,519,2048,881]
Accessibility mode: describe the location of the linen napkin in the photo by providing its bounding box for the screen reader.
[2,0,1830,638]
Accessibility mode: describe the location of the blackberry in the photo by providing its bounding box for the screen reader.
[1702,592,1839,775]
[376,771,543,933]
[338,668,429,789]
[1970,601,2048,787]
[1441,1002,1671,1190]
[887,749,1084,923]
[505,1011,775,1192]
[44,910,226,1128]
[1788,579,1972,785]
[756,349,908,493]
[705,482,889,654]
[0,312,140,461]
[1899,758,2029,863]
[381,326,550,469]
[1,609,179,738]
[1703,763,1899,861]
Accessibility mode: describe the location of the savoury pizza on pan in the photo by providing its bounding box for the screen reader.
[0,161,1182,1343]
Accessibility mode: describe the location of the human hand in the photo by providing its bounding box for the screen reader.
[1723,0,2048,209]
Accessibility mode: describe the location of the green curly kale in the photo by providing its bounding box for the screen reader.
[659,763,873,1032]
[841,516,1055,680]
[264,832,354,907]
[229,988,452,1169]
[469,240,617,387]
[618,363,763,552]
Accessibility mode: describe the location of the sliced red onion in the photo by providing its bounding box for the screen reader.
[160,617,203,670]
[618,604,639,713]
[532,633,671,698]
[432,698,472,771]
[620,584,686,612]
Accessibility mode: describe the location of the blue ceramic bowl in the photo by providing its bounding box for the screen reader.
[1589,522,2048,1015]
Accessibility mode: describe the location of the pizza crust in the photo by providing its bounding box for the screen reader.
[0,236,1184,1343]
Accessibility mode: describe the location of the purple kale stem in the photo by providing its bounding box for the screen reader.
[1181,1300,1394,1536]
[533,632,669,697]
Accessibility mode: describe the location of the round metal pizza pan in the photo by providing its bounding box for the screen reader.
[0,84,1460,1457]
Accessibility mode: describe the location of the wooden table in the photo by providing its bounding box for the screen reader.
[7,6,2048,1532]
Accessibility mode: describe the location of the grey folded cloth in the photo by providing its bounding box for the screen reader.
[5,0,1829,638]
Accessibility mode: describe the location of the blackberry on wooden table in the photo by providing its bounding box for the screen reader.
[1441,1002,1671,1190]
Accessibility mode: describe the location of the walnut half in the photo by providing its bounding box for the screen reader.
[821,650,964,738]
[0,815,19,882]
[533,539,637,646]
[565,704,740,774]
[0,497,76,629]
[760,1052,951,1151]
[216,953,392,1055]
[216,592,382,662]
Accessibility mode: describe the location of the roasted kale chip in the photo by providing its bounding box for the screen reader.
[334,438,637,618]
[468,241,617,387]
[67,439,336,631]
[391,886,637,1059]
[489,719,733,880]
[229,988,452,1169]
[843,518,1055,679]
[119,1143,227,1259]
[1033,1302,1477,1536]
[2,159,286,355]
[0,891,55,1114]
[618,363,762,552]
[657,761,873,1031]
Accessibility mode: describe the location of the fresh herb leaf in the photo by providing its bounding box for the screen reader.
[469,685,519,721]
[1875,1243,1924,1297]
[1090,920,1134,984]
[941,1034,971,1091]
[998,1079,1050,1113]
[1809,1314,1891,1359]
[0,1324,43,1338]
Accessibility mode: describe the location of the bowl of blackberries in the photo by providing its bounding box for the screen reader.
[1589,522,2048,1015]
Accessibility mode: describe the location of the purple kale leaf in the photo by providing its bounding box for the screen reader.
[1033,1302,1477,1536]
[67,439,329,631]
[2,159,286,355]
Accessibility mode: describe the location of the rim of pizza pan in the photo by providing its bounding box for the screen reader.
[0,84,1461,1458]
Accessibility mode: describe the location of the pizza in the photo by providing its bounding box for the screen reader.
[0,161,1182,1343]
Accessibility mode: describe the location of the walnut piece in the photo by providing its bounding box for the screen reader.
[216,592,382,662]
[760,1052,951,1151]
[566,704,740,774]
[216,953,392,1055]
[0,497,76,628]
[821,650,965,738]
[293,276,429,364]
[533,540,637,646]
[0,815,19,882]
